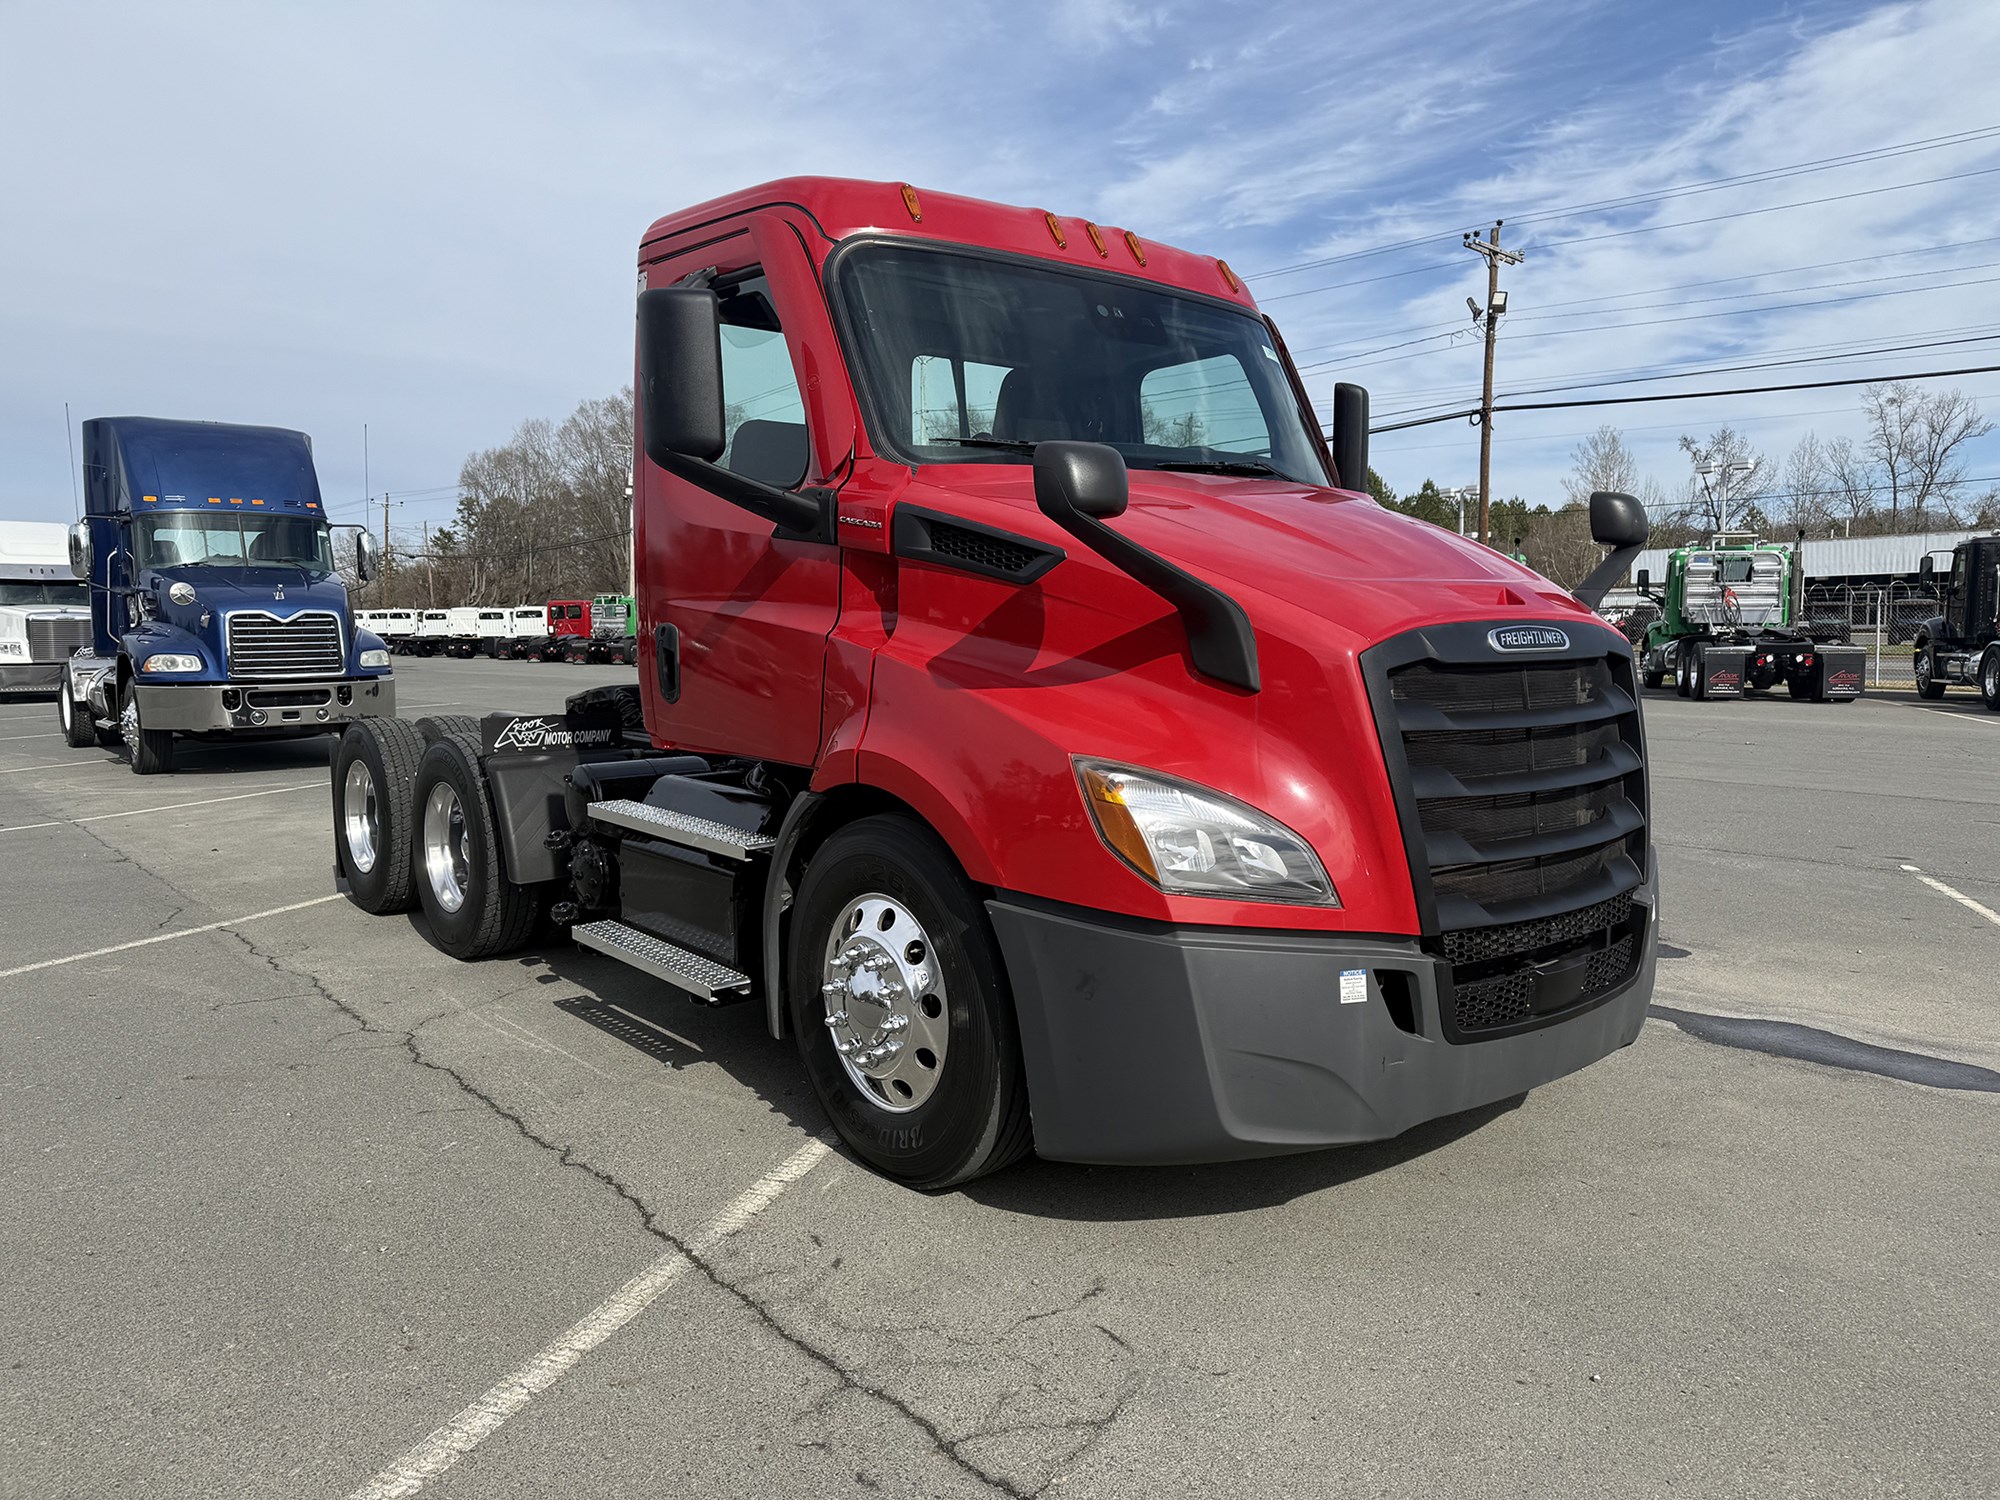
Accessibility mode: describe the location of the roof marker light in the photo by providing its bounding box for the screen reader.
[1218,259,1241,292]
[1042,211,1067,249]
[899,183,922,222]
[250,498,264,505]
[142,494,157,503]
[229,496,242,505]
[1084,222,1108,258]
[208,497,222,504]
[1123,230,1147,266]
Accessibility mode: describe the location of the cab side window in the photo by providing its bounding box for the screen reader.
[717,272,808,489]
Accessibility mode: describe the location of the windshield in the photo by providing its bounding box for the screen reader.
[0,580,88,606]
[137,512,333,571]
[834,243,1331,485]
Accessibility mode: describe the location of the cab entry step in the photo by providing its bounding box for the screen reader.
[585,798,777,861]
[571,918,753,1001]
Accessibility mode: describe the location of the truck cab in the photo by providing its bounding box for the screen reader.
[331,177,1659,1188]
[1915,535,2000,707]
[0,521,93,696]
[56,417,393,772]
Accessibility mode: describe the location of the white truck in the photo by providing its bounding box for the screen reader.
[0,520,93,695]
[491,605,550,659]
[410,610,454,656]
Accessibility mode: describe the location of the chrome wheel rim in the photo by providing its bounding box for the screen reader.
[343,760,380,874]
[822,894,948,1113]
[120,692,139,752]
[422,781,470,913]
[1986,656,1999,698]
[58,682,71,732]
[1916,653,1931,691]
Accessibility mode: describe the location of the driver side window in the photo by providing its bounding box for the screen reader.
[717,271,808,489]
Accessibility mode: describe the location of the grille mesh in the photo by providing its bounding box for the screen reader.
[1441,893,1634,968]
[927,521,1040,575]
[226,611,343,678]
[26,616,90,662]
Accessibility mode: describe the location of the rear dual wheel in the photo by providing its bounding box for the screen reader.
[412,726,537,960]
[788,815,1031,1190]
[333,717,427,914]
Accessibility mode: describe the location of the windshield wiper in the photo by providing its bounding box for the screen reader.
[930,436,1038,454]
[1154,458,1287,478]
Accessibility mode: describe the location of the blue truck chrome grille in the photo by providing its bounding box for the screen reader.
[225,610,343,678]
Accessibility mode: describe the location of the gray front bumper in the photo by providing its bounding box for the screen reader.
[133,676,395,731]
[989,883,1656,1166]
[0,661,66,692]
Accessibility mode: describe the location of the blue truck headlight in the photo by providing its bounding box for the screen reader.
[140,653,203,673]
[1076,759,1338,905]
[359,648,391,669]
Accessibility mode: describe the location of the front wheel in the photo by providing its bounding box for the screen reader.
[120,683,175,774]
[1981,649,2000,712]
[57,669,95,748]
[788,815,1032,1190]
[1915,645,1946,699]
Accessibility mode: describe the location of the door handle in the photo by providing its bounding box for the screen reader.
[654,622,681,703]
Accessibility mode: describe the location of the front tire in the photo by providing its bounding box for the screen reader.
[120,682,175,774]
[410,728,537,960]
[1981,648,2000,712]
[1915,643,1946,699]
[333,717,426,914]
[788,814,1031,1190]
[57,669,95,748]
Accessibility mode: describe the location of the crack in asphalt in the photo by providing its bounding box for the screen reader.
[219,928,1109,1499]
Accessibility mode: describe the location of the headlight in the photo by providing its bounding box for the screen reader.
[140,653,203,673]
[358,648,391,669]
[0,639,25,657]
[167,581,197,606]
[1076,760,1337,905]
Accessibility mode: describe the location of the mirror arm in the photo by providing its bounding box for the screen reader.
[1038,504,1260,692]
[1575,544,1642,612]
[655,452,831,542]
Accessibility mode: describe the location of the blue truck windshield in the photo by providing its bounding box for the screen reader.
[138,512,333,571]
[834,242,1332,485]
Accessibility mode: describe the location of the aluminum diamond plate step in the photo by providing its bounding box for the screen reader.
[570,920,752,1001]
[585,797,778,861]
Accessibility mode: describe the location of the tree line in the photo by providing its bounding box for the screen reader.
[1374,381,2000,589]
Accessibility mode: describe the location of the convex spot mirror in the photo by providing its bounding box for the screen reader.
[1034,441,1129,521]
[637,287,726,468]
[67,521,91,580]
[1588,490,1649,550]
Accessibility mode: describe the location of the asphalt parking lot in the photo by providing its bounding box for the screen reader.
[2,658,1996,1500]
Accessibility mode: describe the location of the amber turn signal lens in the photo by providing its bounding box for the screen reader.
[1084,221,1108,258]
[899,183,922,222]
[1042,211,1067,249]
[1123,230,1146,266]
[1217,259,1240,292]
[1077,763,1159,882]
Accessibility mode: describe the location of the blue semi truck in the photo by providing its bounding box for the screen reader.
[55,416,395,773]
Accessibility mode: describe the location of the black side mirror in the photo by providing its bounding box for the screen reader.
[1919,555,1935,582]
[1330,382,1370,492]
[354,528,380,584]
[1589,490,1649,549]
[1574,490,1651,611]
[1033,441,1128,520]
[1636,568,1651,590]
[637,288,726,467]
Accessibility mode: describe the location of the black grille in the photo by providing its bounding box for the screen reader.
[1372,633,1649,1043]
[928,521,1040,575]
[26,616,90,662]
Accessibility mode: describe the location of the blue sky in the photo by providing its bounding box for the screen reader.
[4,0,1997,532]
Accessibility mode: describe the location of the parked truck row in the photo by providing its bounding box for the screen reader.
[358,593,637,663]
[327,177,1662,1189]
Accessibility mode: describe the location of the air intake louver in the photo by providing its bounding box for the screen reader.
[26,616,90,663]
[226,611,343,678]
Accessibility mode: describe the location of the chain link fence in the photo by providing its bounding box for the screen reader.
[1802,582,1946,689]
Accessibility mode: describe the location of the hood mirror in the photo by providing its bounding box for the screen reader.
[1574,490,1650,611]
[1033,442,1128,520]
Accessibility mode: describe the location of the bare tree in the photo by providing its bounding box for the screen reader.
[1860,382,1993,529]
[1561,425,1639,507]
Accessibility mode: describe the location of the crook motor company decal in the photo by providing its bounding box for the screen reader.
[483,714,622,754]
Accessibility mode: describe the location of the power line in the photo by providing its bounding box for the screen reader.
[1366,362,2000,434]
[1244,124,2000,280]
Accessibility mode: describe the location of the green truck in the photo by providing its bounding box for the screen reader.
[568,591,637,665]
[1632,536,1864,702]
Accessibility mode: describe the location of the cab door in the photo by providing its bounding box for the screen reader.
[636,214,848,767]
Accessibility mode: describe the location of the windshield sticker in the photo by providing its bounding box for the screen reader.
[1261,344,1279,362]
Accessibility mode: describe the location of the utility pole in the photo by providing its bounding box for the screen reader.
[1462,221,1523,548]
[422,520,435,607]
[381,491,391,598]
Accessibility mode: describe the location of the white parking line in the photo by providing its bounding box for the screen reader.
[0,782,321,834]
[1900,864,2000,929]
[0,732,60,741]
[1897,702,1998,728]
[0,895,343,978]
[348,1137,832,1500]
[0,758,114,775]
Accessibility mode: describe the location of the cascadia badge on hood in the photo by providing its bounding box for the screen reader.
[1488,625,1570,653]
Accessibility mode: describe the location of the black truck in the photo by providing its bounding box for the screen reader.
[1914,535,2000,709]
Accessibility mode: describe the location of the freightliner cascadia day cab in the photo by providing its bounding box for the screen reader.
[57,417,394,773]
[329,178,1657,1188]
[0,521,93,694]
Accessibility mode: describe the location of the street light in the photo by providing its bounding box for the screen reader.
[1695,458,1758,534]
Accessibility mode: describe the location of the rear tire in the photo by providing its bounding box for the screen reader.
[1691,650,1709,701]
[1642,663,1664,690]
[120,681,175,774]
[333,717,426,914]
[410,728,537,960]
[57,668,95,748]
[1675,646,1693,697]
[788,814,1032,1190]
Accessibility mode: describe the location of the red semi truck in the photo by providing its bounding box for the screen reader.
[330,178,1657,1188]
